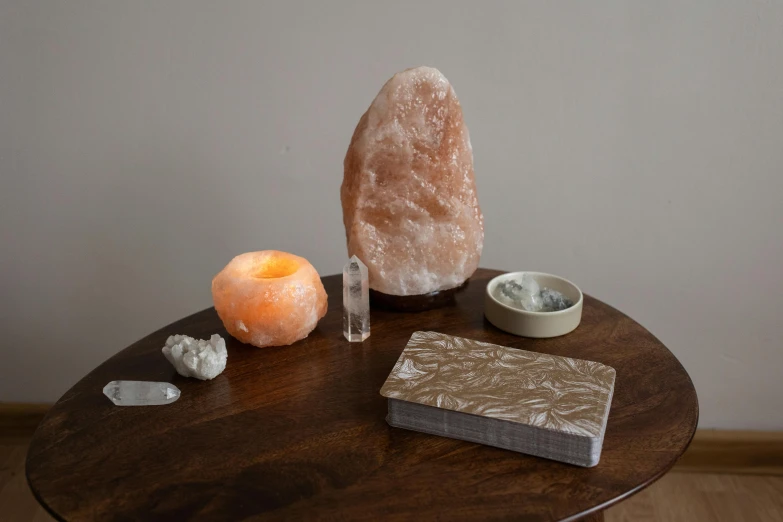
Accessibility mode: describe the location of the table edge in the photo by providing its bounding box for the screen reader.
[25,268,700,522]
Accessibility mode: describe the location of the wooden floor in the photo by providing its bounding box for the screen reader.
[605,472,783,522]
[3,440,782,521]
[1,442,52,522]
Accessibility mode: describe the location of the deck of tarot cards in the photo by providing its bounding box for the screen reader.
[380,332,616,467]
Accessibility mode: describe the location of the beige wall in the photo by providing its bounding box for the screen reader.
[1,1,782,429]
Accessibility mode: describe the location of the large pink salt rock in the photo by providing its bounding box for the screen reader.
[341,66,483,296]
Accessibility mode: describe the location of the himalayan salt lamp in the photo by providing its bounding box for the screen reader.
[211,251,328,348]
[341,66,483,303]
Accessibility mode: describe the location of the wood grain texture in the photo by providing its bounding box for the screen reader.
[605,472,783,522]
[11,438,783,522]
[9,410,777,477]
[5,405,780,476]
[676,430,783,475]
[26,269,698,521]
[579,514,605,522]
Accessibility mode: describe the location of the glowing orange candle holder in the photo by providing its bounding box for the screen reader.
[212,250,328,348]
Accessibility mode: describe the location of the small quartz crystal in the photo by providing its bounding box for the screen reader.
[496,273,542,311]
[495,276,574,312]
[103,380,181,406]
[343,255,370,342]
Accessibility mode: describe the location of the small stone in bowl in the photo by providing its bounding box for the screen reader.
[540,288,574,312]
[496,273,542,311]
[495,276,574,312]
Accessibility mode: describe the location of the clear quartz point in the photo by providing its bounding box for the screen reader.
[102,380,181,406]
[343,255,370,342]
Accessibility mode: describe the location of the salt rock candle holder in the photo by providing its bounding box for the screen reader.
[212,251,328,348]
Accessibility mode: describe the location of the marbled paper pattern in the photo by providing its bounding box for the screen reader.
[381,331,615,437]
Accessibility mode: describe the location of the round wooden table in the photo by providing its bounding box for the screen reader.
[27,269,698,521]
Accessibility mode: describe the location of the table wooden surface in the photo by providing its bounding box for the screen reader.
[26,269,698,521]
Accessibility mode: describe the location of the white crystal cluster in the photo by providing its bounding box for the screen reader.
[162,334,227,380]
[495,275,574,312]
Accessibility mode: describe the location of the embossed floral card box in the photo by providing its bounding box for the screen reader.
[380,332,616,467]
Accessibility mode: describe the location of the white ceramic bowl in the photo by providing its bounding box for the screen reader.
[485,271,583,338]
